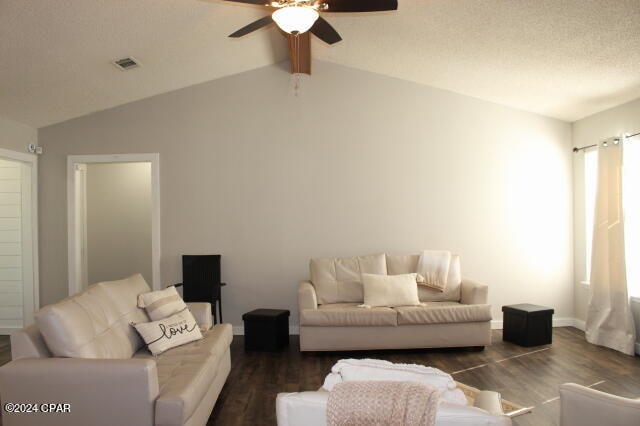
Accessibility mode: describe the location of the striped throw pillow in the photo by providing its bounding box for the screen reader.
[137,285,187,321]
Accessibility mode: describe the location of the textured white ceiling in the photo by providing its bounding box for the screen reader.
[313,0,640,122]
[0,0,289,127]
[1,0,639,127]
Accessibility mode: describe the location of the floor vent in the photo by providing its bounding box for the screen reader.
[112,57,141,71]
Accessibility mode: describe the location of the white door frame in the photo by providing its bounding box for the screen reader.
[0,147,39,332]
[67,153,161,294]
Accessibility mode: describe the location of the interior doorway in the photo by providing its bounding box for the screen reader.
[67,154,160,294]
[0,148,38,334]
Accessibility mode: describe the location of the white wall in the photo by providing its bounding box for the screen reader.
[85,162,152,285]
[572,97,640,323]
[0,115,37,153]
[38,61,574,329]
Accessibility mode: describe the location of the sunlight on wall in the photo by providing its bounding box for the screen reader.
[505,137,570,276]
[624,138,640,298]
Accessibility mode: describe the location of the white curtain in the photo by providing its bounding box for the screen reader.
[585,141,636,355]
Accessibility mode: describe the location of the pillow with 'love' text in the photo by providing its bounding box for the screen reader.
[133,308,203,355]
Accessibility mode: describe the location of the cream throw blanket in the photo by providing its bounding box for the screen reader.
[323,359,467,405]
[416,250,452,292]
[327,381,439,426]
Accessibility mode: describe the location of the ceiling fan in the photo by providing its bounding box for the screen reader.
[224,0,398,74]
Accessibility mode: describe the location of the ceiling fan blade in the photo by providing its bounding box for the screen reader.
[324,0,398,12]
[223,0,269,5]
[310,17,342,45]
[288,32,311,75]
[228,15,273,38]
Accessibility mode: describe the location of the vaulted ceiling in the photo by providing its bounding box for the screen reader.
[1,0,639,127]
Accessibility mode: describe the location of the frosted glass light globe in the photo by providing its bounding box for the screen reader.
[272,6,319,34]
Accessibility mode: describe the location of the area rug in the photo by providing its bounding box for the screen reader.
[456,381,533,418]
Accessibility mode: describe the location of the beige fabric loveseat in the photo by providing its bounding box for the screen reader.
[0,274,232,426]
[299,253,492,351]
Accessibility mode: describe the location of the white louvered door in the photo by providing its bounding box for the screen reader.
[0,154,36,333]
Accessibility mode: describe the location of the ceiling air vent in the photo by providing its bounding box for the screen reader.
[112,57,141,71]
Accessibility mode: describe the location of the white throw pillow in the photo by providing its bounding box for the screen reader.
[137,285,187,321]
[361,273,420,307]
[133,308,203,355]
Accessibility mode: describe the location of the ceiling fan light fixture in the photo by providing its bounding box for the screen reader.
[272,5,319,34]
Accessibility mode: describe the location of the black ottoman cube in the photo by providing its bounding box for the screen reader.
[502,304,554,347]
[242,309,290,351]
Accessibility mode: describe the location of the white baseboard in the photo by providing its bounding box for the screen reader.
[491,317,579,330]
[573,319,586,331]
[554,317,580,327]
[0,327,19,336]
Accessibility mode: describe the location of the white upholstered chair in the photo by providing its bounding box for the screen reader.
[276,390,512,426]
[559,383,640,426]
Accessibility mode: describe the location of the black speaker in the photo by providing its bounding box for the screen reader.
[180,255,224,323]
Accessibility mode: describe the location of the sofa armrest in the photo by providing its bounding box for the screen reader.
[474,391,504,414]
[187,302,213,330]
[559,383,640,426]
[0,358,159,426]
[276,392,328,426]
[298,281,318,312]
[460,279,489,305]
[10,324,51,360]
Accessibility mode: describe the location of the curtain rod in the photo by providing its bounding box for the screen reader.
[573,131,640,153]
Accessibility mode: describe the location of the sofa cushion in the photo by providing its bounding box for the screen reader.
[300,303,397,327]
[386,254,462,302]
[155,353,219,426]
[134,324,232,426]
[310,254,387,304]
[395,302,492,325]
[135,323,232,359]
[35,274,151,358]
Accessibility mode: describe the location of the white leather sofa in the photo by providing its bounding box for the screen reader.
[299,253,492,351]
[276,391,512,426]
[0,274,232,426]
[559,383,640,426]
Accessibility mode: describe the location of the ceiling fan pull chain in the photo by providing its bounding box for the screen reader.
[294,33,301,96]
[294,73,302,96]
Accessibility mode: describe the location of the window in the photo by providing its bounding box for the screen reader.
[583,138,640,298]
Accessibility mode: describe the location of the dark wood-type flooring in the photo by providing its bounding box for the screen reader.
[209,328,640,426]
[1,328,639,426]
